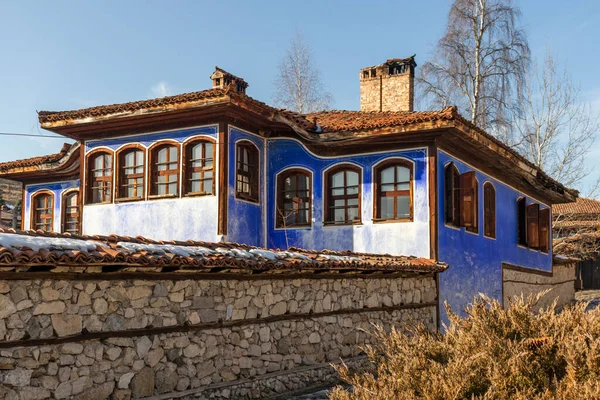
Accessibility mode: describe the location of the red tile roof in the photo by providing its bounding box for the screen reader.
[553,197,600,216]
[553,231,600,260]
[0,143,74,173]
[306,108,455,133]
[0,228,447,274]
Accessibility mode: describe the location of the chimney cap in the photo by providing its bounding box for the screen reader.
[210,66,249,91]
[360,55,417,72]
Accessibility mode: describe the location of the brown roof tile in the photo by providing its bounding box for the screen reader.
[0,228,447,274]
[553,231,600,260]
[553,197,600,216]
[0,143,73,173]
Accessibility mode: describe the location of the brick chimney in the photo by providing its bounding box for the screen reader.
[360,56,416,112]
[210,67,249,94]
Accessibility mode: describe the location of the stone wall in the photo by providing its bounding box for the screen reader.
[0,272,438,399]
[502,262,576,310]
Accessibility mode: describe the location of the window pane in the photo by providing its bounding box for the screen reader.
[95,156,103,170]
[332,188,344,196]
[169,147,177,161]
[380,183,395,192]
[168,182,177,194]
[396,166,410,182]
[348,198,358,207]
[205,143,213,158]
[334,208,345,222]
[347,186,359,195]
[192,145,202,160]
[347,171,358,186]
[347,206,359,221]
[381,167,394,184]
[158,184,166,196]
[298,175,309,191]
[331,171,344,188]
[191,181,200,193]
[380,197,394,219]
[203,179,213,194]
[397,182,410,191]
[125,152,134,167]
[396,196,410,218]
[158,148,167,163]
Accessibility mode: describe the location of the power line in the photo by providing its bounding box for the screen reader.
[0,132,65,139]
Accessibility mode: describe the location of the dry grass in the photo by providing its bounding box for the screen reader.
[330,293,600,400]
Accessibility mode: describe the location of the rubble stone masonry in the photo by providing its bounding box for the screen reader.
[0,273,438,399]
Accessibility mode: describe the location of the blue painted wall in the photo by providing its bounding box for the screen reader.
[24,180,80,231]
[437,150,552,323]
[265,139,430,257]
[82,125,222,242]
[227,127,265,247]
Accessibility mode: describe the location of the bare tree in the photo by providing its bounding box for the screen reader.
[513,52,600,189]
[273,30,332,113]
[419,0,530,134]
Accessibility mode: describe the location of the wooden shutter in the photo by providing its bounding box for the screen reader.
[444,165,454,224]
[460,171,476,228]
[539,208,550,252]
[527,203,540,249]
[484,184,496,238]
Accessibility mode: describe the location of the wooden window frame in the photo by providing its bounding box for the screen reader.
[115,145,146,201]
[444,162,460,227]
[276,168,312,228]
[527,203,540,249]
[31,190,54,232]
[183,138,216,197]
[324,164,362,225]
[85,149,113,205]
[148,141,180,198]
[61,189,80,235]
[483,182,496,239]
[235,141,259,203]
[373,159,413,222]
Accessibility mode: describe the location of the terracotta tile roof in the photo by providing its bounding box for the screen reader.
[305,108,455,133]
[553,197,600,216]
[553,220,600,230]
[0,143,73,173]
[0,228,447,274]
[38,88,229,124]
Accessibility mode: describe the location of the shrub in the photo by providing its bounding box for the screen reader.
[330,293,600,400]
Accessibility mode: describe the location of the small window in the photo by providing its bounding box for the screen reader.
[444,163,460,226]
[62,190,80,234]
[277,169,312,228]
[184,139,215,195]
[375,160,412,221]
[517,197,527,246]
[483,182,496,238]
[460,172,478,233]
[150,143,179,197]
[116,146,145,200]
[325,165,361,224]
[236,142,259,202]
[87,151,113,204]
[32,192,54,232]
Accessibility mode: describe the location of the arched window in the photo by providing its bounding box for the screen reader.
[236,142,259,202]
[116,146,145,200]
[31,191,54,231]
[375,160,412,221]
[87,151,113,204]
[325,165,361,224]
[444,162,460,226]
[277,169,312,228]
[483,182,496,238]
[150,142,179,196]
[184,139,215,195]
[62,190,80,234]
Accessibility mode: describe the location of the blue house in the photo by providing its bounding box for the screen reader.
[0,58,577,322]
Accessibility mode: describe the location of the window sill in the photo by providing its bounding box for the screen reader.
[148,194,178,200]
[183,192,215,198]
[235,194,260,204]
[323,221,363,227]
[372,218,413,224]
[114,197,144,203]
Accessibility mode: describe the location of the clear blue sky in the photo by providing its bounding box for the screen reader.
[1,1,599,190]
